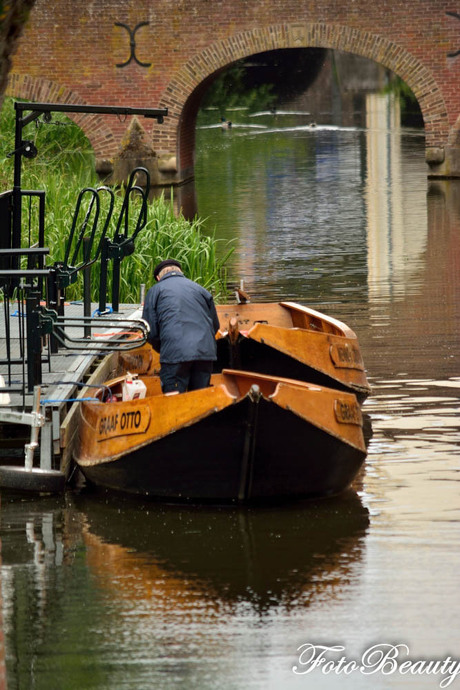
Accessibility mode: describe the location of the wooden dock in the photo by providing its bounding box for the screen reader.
[0,111,156,493]
[0,299,145,490]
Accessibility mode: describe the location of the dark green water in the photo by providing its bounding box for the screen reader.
[1,97,460,689]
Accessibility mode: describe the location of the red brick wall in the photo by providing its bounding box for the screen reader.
[6,0,460,179]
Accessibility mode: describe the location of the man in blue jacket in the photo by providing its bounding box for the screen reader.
[142,259,220,393]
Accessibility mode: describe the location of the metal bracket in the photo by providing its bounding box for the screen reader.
[7,140,38,159]
[115,22,152,68]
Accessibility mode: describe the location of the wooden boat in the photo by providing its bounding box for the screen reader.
[117,301,371,402]
[73,368,367,502]
[215,301,371,401]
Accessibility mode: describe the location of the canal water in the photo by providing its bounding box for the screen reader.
[1,94,460,689]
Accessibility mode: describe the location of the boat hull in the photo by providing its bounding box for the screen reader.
[74,372,366,503]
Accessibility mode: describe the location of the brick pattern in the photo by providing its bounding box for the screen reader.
[7,74,117,157]
[5,0,460,180]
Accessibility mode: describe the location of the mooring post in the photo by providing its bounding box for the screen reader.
[26,290,42,392]
[83,236,92,337]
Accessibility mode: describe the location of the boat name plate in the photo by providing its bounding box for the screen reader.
[329,343,364,370]
[334,399,362,426]
[97,404,151,440]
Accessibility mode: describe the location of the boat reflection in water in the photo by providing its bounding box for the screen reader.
[0,489,368,687]
[74,489,369,613]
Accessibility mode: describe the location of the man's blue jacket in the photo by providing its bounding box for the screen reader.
[142,272,220,363]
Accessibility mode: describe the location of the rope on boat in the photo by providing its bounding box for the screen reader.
[40,397,99,404]
[92,330,144,338]
[92,306,113,316]
[40,380,115,405]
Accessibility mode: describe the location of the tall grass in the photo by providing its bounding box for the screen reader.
[114,196,233,302]
[0,97,233,303]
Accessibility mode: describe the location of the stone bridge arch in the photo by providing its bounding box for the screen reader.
[158,23,448,184]
[9,0,460,183]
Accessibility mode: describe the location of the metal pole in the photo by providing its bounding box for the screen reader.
[112,254,120,313]
[83,236,91,337]
[98,237,109,314]
[26,291,42,392]
[11,106,23,282]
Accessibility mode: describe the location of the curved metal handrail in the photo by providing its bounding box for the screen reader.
[63,187,100,273]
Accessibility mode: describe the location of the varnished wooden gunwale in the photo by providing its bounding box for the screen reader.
[215,301,371,400]
[216,301,353,336]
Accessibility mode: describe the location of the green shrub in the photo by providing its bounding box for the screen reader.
[0,97,233,303]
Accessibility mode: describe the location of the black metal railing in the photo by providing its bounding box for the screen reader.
[0,101,166,402]
[98,166,150,314]
[0,258,149,398]
[0,251,52,404]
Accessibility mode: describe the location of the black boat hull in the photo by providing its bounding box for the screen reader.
[79,398,366,502]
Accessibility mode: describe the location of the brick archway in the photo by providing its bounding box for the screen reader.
[10,0,460,182]
[158,23,447,181]
[6,74,117,158]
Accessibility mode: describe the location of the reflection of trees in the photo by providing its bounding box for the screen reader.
[382,75,423,127]
[197,124,368,300]
[198,63,276,119]
[0,496,107,689]
[198,48,326,119]
[359,180,460,380]
[241,48,326,102]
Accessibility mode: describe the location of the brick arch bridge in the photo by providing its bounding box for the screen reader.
[7,0,460,183]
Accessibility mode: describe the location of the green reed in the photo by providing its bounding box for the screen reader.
[0,98,233,303]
